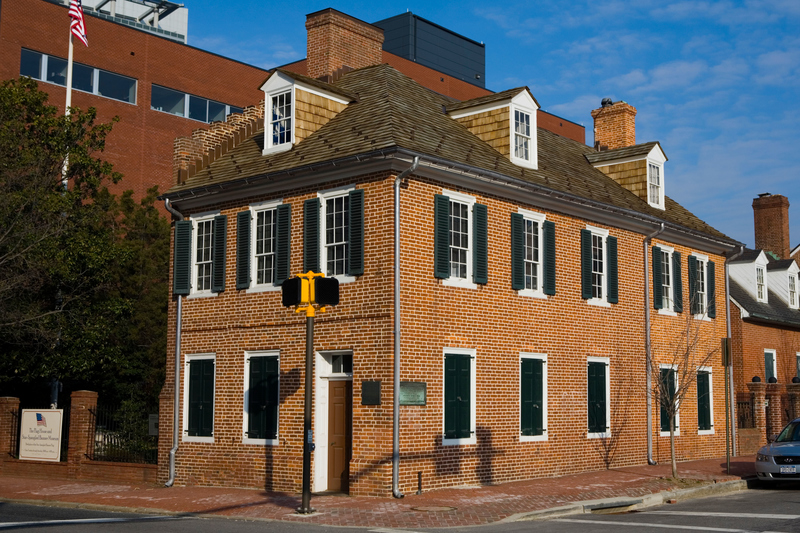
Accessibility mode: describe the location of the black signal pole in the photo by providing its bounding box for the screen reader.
[299,313,314,514]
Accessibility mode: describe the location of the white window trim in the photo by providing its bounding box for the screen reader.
[697,366,714,436]
[755,262,768,303]
[242,350,280,446]
[656,243,676,316]
[182,353,215,443]
[765,349,777,382]
[520,353,548,442]
[789,273,798,309]
[659,363,680,437]
[318,185,356,284]
[692,252,710,320]
[517,208,547,299]
[188,210,220,299]
[442,347,477,446]
[509,104,537,169]
[647,160,665,210]
[262,72,295,156]
[313,349,353,492]
[247,199,283,293]
[442,190,478,290]
[586,225,611,307]
[587,356,611,439]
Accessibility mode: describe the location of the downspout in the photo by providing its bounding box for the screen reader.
[725,245,745,457]
[164,198,183,487]
[393,156,419,499]
[644,223,665,465]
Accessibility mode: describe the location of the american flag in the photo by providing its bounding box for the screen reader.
[69,0,88,47]
[36,413,47,427]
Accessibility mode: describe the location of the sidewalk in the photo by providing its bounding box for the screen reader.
[0,456,756,529]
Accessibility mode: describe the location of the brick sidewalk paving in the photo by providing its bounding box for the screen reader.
[0,456,755,528]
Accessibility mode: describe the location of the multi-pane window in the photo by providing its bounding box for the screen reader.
[151,84,242,122]
[660,367,677,434]
[443,348,476,445]
[790,274,798,309]
[450,200,470,280]
[695,259,707,314]
[325,195,349,276]
[661,250,672,309]
[648,163,662,206]
[756,266,766,301]
[514,110,531,161]
[185,355,214,440]
[194,219,214,292]
[255,209,276,285]
[271,91,292,146]
[521,354,546,439]
[697,370,712,433]
[245,353,279,442]
[587,358,609,436]
[524,219,540,291]
[765,350,777,382]
[591,234,604,299]
[21,49,137,104]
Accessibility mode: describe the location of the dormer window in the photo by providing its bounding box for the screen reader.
[514,110,531,161]
[270,91,292,147]
[756,265,766,302]
[789,273,797,309]
[648,163,661,205]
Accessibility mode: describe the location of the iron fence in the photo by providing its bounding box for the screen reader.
[89,403,157,464]
[737,396,755,429]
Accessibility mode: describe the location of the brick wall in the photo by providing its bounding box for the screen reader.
[160,169,730,495]
[591,101,637,150]
[305,9,384,81]
[753,194,791,260]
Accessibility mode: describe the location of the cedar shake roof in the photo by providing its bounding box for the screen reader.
[730,278,800,328]
[267,69,359,102]
[166,64,730,242]
[584,141,666,164]
[444,87,537,113]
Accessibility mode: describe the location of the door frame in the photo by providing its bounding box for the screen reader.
[313,350,353,492]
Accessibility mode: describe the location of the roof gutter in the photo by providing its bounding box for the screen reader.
[643,223,665,465]
[725,245,745,459]
[393,156,419,499]
[163,198,183,488]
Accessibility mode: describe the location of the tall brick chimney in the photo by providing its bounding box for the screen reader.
[305,9,384,82]
[591,99,637,150]
[753,193,791,259]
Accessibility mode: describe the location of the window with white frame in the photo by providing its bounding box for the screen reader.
[789,273,797,309]
[587,357,610,438]
[690,253,710,316]
[592,233,605,299]
[443,347,476,445]
[271,91,292,147]
[251,202,279,286]
[648,162,663,208]
[192,214,216,294]
[21,49,137,104]
[320,188,351,279]
[521,353,547,441]
[437,190,479,289]
[659,364,679,436]
[660,248,673,310]
[523,212,543,293]
[514,110,531,162]
[183,353,215,442]
[756,265,766,302]
[582,225,618,306]
[765,349,777,382]
[243,351,279,444]
[697,367,713,434]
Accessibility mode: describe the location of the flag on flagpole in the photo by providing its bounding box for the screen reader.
[69,0,88,47]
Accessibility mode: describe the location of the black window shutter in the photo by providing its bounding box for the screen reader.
[434,195,450,279]
[173,220,192,295]
[444,354,471,439]
[456,355,471,438]
[189,359,214,437]
[652,246,663,310]
[587,362,606,433]
[236,211,251,290]
[707,261,716,318]
[660,368,675,432]
[543,220,556,295]
[188,360,201,436]
[304,198,320,273]
[265,357,279,439]
[212,215,227,293]
[521,358,544,436]
[510,214,525,290]
[673,252,683,313]
[444,355,457,438]
[607,236,618,304]
[580,229,592,299]
[348,189,364,277]
[688,255,698,314]
[473,203,488,284]
[200,359,214,436]
[697,372,710,431]
[248,357,266,439]
[275,204,291,285]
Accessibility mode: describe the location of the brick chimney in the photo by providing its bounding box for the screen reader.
[305,9,384,82]
[591,99,637,150]
[753,193,791,259]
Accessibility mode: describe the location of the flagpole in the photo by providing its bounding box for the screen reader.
[62,33,74,190]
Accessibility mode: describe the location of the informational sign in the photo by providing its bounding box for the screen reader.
[399,382,427,406]
[19,409,63,462]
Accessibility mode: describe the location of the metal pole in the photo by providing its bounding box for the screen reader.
[725,352,730,474]
[298,314,315,514]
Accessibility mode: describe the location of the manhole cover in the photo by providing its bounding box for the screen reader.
[412,506,456,512]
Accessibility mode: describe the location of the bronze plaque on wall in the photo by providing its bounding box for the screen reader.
[399,382,427,406]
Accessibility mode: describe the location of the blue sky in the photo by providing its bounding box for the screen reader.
[185,0,799,250]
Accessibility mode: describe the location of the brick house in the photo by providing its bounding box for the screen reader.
[157,9,742,496]
[729,194,800,455]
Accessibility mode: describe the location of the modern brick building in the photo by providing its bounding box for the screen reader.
[157,9,743,496]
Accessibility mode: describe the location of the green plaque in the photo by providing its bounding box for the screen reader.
[400,382,426,406]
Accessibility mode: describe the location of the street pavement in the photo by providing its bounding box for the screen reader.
[0,456,756,529]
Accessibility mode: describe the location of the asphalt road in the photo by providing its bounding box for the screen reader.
[3,483,800,532]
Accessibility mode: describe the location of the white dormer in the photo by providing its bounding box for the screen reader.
[586,141,667,210]
[509,91,539,170]
[261,71,295,156]
[729,250,769,302]
[768,260,799,309]
[755,256,768,303]
[646,145,667,210]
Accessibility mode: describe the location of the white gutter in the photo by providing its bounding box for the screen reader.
[163,198,184,487]
[725,245,745,457]
[644,223,664,465]
[393,156,419,499]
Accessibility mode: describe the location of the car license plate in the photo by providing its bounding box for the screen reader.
[781,465,796,474]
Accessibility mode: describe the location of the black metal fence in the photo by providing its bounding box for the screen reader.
[89,403,157,464]
[737,395,755,429]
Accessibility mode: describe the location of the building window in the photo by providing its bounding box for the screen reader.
[788,274,797,309]
[511,209,556,297]
[21,49,137,104]
[303,188,364,280]
[237,201,290,292]
[243,352,279,444]
[653,244,682,314]
[648,162,664,209]
[756,265,766,302]
[659,365,679,436]
[443,348,476,445]
[697,368,713,434]
[587,357,610,438]
[183,354,215,442]
[324,193,349,277]
[521,353,547,441]
[514,110,531,162]
[271,91,292,147]
[660,249,672,309]
[523,217,541,291]
[581,226,618,305]
[796,353,800,381]
[689,254,715,318]
[765,349,777,382]
[434,190,488,288]
[151,84,241,122]
[255,208,277,285]
[194,217,214,293]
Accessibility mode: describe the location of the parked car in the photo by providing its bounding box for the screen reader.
[756,418,800,481]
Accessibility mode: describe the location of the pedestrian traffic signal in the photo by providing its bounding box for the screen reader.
[315,276,339,306]
[281,273,338,307]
